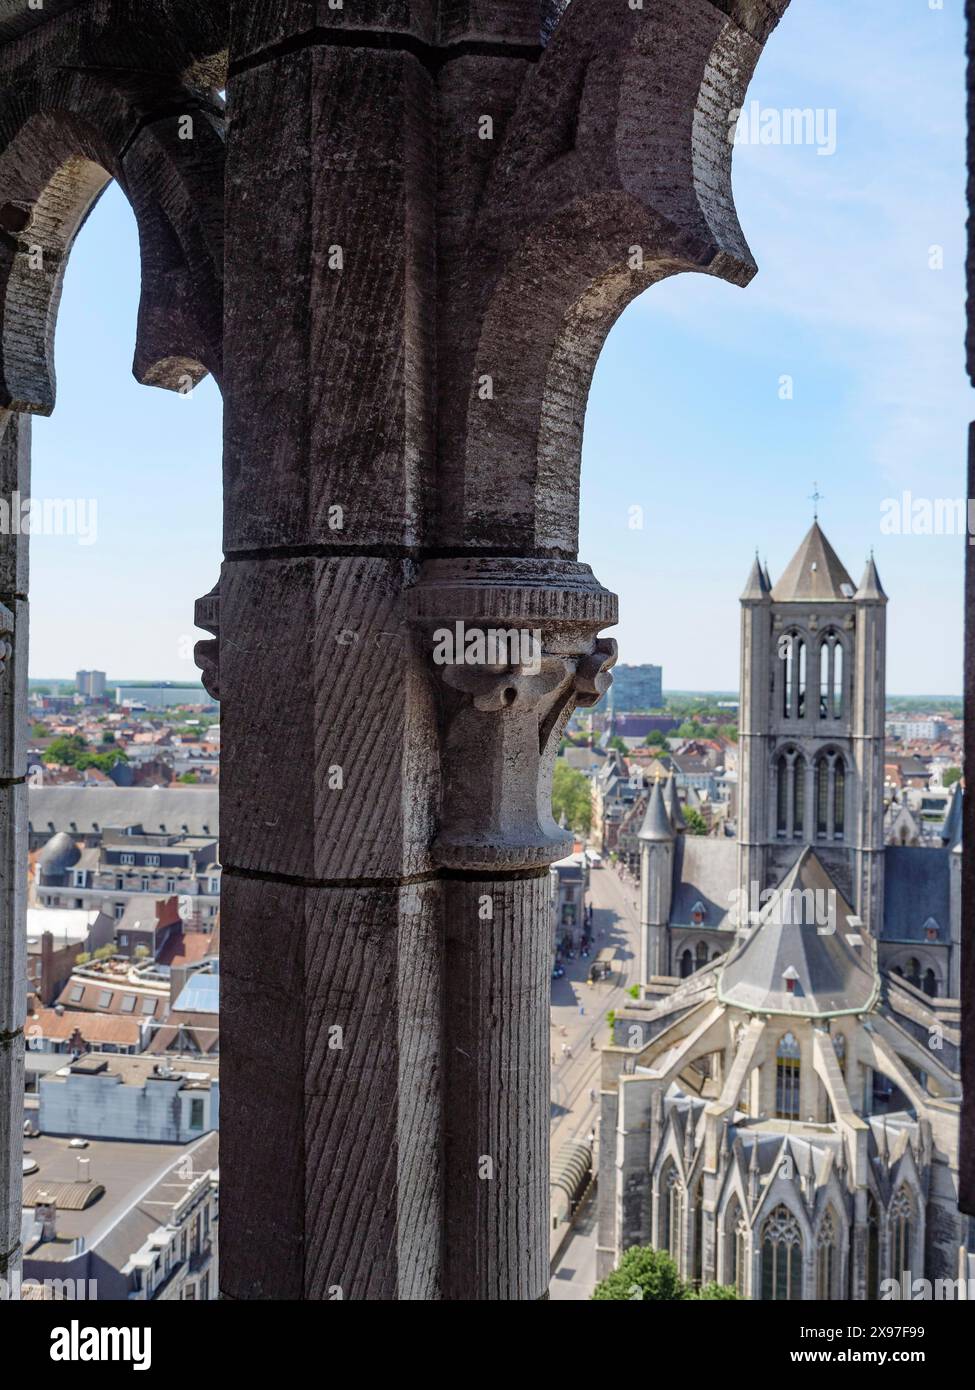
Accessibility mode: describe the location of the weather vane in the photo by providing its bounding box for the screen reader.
[809,482,824,520]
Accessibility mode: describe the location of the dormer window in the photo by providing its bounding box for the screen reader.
[690,901,706,925]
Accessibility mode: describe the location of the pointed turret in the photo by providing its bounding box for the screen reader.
[663,775,684,833]
[741,551,771,601]
[855,552,887,603]
[639,778,674,843]
[771,521,855,602]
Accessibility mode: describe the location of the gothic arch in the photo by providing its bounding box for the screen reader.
[888,950,943,996]
[446,0,793,552]
[817,628,847,720]
[774,743,808,840]
[813,746,847,841]
[0,79,225,415]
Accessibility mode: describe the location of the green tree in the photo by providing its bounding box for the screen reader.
[644,730,666,747]
[687,1282,740,1300]
[681,806,709,836]
[607,735,628,753]
[592,1246,685,1301]
[552,761,591,833]
[42,734,89,766]
[30,723,48,740]
[178,771,200,784]
[943,766,962,787]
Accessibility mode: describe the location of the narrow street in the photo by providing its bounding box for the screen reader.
[549,857,642,1298]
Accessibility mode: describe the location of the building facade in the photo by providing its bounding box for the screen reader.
[599,526,968,1297]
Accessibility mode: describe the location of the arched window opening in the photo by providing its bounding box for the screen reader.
[661,1164,683,1265]
[793,756,805,840]
[815,751,845,841]
[695,940,709,969]
[889,1187,914,1293]
[726,1198,748,1296]
[775,1032,801,1119]
[819,639,830,718]
[679,949,693,978]
[907,957,921,989]
[783,634,794,718]
[776,752,788,836]
[833,1032,847,1076]
[922,968,937,998]
[692,1182,703,1286]
[796,638,806,718]
[776,747,804,840]
[761,1205,803,1301]
[816,1209,837,1298]
[832,639,844,717]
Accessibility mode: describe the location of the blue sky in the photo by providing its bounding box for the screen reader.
[28,0,969,693]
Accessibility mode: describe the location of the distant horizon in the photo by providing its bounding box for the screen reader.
[27,677,960,702]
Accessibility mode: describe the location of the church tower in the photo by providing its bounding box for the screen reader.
[738,522,887,930]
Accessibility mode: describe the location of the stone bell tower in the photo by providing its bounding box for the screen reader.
[737,523,887,929]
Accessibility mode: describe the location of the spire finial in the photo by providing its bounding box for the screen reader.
[809,481,824,520]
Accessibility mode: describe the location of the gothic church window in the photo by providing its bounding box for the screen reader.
[889,1187,914,1287]
[661,1163,683,1264]
[775,1033,801,1119]
[816,1208,838,1298]
[815,750,846,840]
[761,1205,803,1300]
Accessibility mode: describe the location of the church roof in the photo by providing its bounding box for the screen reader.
[639,778,674,842]
[717,848,879,1016]
[855,553,887,602]
[741,554,770,601]
[770,522,856,603]
[882,847,951,942]
[669,836,739,929]
[663,775,683,832]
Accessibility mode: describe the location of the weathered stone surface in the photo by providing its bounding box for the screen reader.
[442,873,550,1300]
[220,871,442,1300]
[219,555,438,882]
[0,0,806,1302]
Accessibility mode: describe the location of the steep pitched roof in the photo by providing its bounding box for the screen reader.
[718,848,878,1015]
[770,523,855,603]
[639,778,674,842]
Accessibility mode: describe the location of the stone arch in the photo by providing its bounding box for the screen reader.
[888,949,943,996]
[0,79,225,416]
[813,745,847,841]
[774,742,807,840]
[817,627,848,720]
[442,0,793,553]
[760,1202,804,1301]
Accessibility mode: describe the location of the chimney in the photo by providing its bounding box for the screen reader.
[35,1194,57,1241]
[76,1156,91,1184]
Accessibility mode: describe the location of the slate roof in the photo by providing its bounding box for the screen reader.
[882,847,951,942]
[718,848,878,1016]
[669,836,738,929]
[770,523,856,603]
[30,786,218,839]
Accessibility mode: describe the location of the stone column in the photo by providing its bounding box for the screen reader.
[214,0,793,1298]
[0,412,27,1294]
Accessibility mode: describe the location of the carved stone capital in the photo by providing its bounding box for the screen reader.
[193,581,220,701]
[408,557,617,871]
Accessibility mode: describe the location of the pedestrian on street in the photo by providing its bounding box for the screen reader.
[589,1088,597,1104]
[566,1045,573,1059]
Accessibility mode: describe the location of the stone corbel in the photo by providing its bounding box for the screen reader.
[407,557,617,871]
[193,581,220,701]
